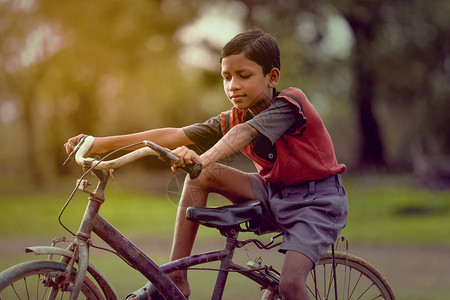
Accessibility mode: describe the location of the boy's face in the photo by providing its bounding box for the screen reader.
[221,53,279,113]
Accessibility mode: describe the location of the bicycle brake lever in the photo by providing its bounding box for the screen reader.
[63,136,88,166]
[144,140,179,164]
[63,153,75,166]
[144,141,202,179]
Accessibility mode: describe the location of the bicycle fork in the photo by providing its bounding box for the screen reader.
[52,218,93,300]
[65,169,106,299]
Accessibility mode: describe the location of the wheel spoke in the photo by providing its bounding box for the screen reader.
[24,277,30,299]
[308,268,322,299]
[10,283,21,299]
[326,263,334,299]
[37,274,40,299]
[347,267,354,300]
[0,261,102,300]
[348,272,363,299]
[306,252,395,300]
[41,281,50,300]
[355,282,379,300]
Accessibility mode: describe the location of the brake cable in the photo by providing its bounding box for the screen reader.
[58,141,145,236]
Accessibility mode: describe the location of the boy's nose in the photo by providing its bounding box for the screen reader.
[229,78,240,91]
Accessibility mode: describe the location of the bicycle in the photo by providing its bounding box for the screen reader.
[0,136,395,299]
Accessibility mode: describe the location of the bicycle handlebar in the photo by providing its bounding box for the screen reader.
[74,136,202,179]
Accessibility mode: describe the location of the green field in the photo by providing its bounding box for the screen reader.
[1,173,449,243]
[1,173,449,299]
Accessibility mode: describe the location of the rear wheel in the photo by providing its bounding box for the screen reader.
[0,260,104,299]
[307,251,396,299]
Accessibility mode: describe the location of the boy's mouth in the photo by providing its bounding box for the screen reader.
[230,94,245,101]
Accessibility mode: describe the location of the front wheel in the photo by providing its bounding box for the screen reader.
[0,260,104,299]
[307,251,396,300]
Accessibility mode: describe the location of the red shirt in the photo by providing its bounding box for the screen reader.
[220,87,346,185]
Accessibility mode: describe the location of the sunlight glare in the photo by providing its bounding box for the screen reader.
[177,2,246,70]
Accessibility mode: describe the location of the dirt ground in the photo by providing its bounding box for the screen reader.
[1,237,449,299]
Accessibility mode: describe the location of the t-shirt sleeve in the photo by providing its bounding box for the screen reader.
[182,114,223,152]
[247,99,306,144]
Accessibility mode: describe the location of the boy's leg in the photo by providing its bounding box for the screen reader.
[168,163,256,296]
[279,251,313,300]
[128,163,256,299]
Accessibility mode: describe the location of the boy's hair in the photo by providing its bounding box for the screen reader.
[221,29,281,75]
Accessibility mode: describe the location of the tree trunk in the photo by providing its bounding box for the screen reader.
[344,2,386,169]
[21,84,43,185]
[353,39,385,168]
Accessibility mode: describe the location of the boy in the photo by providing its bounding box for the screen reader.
[65,29,348,300]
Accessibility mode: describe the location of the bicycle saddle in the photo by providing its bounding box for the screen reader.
[186,200,262,229]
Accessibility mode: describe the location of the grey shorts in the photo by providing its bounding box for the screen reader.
[248,173,348,265]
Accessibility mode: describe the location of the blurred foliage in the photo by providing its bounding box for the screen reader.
[0,0,449,187]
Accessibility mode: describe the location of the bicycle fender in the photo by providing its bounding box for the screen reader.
[25,246,118,300]
[72,241,89,299]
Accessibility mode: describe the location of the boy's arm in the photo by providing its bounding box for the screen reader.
[65,128,193,156]
[200,123,258,167]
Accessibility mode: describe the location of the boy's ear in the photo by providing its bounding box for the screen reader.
[268,68,280,88]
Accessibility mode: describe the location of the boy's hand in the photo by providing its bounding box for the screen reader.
[170,146,201,172]
[64,134,88,155]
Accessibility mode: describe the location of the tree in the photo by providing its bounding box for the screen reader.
[215,0,449,172]
[196,0,387,168]
[336,0,386,168]
[1,0,448,188]
[0,0,204,184]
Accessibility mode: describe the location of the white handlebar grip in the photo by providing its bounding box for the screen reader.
[73,136,159,170]
[75,136,95,166]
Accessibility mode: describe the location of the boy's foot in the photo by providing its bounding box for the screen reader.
[125,277,190,300]
[125,282,164,300]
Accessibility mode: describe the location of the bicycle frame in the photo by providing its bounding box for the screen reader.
[1,137,395,300]
[57,167,278,300]
[64,167,185,300]
[93,215,278,300]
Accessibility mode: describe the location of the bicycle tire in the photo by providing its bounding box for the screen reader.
[0,260,104,300]
[306,251,396,300]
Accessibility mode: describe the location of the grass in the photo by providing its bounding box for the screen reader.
[1,173,449,244]
[0,187,177,239]
[342,174,450,245]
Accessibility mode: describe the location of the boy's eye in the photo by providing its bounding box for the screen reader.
[240,74,250,79]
